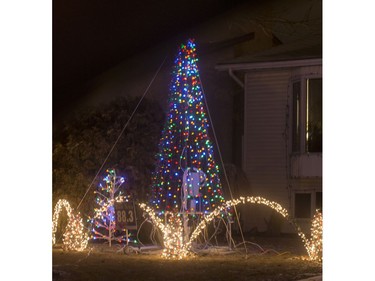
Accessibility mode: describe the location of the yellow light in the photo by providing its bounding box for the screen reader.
[52,199,73,245]
[63,212,89,251]
[139,203,189,259]
[52,199,89,251]
[296,210,322,262]
[139,196,322,261]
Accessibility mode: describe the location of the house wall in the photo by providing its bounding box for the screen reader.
[238,64,322,234]
[241,68,291,233]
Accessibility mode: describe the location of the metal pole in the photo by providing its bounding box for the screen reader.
[182,172,189,244]
[228,214,232,250]
[109,176,115,247]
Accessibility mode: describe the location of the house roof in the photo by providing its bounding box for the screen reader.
[216,34,322,71]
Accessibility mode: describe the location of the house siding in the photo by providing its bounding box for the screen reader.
[241,69,291,232]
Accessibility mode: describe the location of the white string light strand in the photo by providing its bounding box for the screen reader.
[52,199,89,251]
[140,197,322,261]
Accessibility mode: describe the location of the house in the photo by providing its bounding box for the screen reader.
[216,36,322,234]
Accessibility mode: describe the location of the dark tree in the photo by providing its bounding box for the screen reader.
[53,96,164,217]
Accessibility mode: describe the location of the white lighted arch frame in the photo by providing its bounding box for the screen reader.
[52,199,89,251]
[52,199,73,244]
[140,196,322,261]
[139,203,188,259]
[192,197,322,261]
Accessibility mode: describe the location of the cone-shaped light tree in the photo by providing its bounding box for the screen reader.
[151,39,225,215]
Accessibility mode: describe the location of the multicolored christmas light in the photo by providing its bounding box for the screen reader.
[151,39,225,214]
[90,168,128,246]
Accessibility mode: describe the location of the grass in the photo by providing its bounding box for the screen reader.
[53,241,322,281]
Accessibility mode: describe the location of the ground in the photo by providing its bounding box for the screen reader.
[53,236,322,281]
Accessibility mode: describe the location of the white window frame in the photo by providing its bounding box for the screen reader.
[289,68,322,155]
[292,188,322,220]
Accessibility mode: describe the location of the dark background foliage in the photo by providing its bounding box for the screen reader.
[53,96,164,218]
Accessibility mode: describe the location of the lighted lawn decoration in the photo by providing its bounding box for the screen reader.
[52,199,89,251]
[141,197,323,261]
[188,197,323,262]
[140,203,189,259]
[150,38,225,214]
[140,196,288,259]
[143,39,322,261]
[190,197,323,262]
[148,38,226,256]
[63,212,89,251]
[186,196,289,250]
[296,210,323,262]
[90,168,128,246]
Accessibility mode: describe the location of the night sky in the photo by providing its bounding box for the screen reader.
[53,0,253,122]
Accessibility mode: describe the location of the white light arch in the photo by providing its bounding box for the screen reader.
[140,196,322,261]
[52,199,88,251]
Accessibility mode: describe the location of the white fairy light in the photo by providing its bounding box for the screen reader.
[140,196,322,261]
[296,210,322,262]
[52,199,89,251]
[139,203,189,259]
[63,212,89,251]
[52,199,73,245]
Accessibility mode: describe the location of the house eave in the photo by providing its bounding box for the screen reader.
[215,58,322,71]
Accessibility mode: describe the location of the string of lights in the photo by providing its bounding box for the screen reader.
[52,199,89,251]
[140,196,322,261]
[139,203,189,259]
[63,212,89,251]
[89,169,128,245]
[150,39,225,214]
[52,199,73,245]
[294,210,322,262]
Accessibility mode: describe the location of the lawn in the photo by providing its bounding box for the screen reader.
[53,237,322,281]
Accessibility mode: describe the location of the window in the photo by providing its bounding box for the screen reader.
[293,191,322,219]
[292,78,322,153]
[294,193,311,218]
